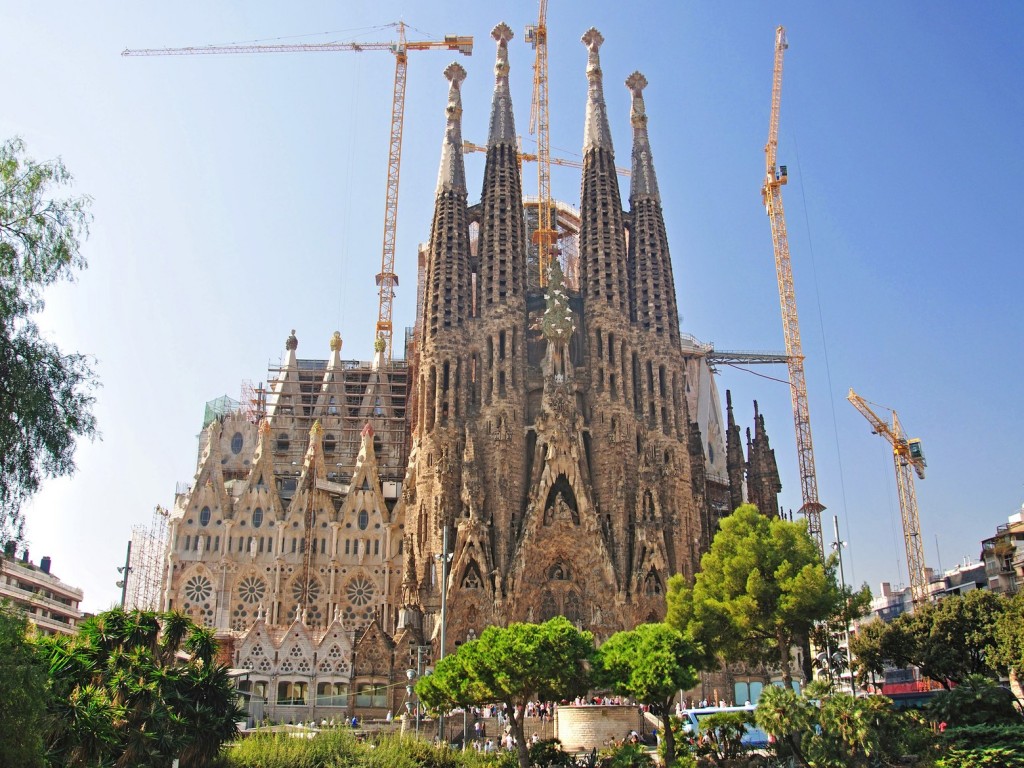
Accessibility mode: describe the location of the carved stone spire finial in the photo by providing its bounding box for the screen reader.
[487,23,516,146]
[582,28,612,152]
[436,62,467,194]
[626,71,660,204]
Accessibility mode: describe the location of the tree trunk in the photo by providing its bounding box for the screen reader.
[507,704,529,768]
[778,629,793,689]
[659,706,676,768]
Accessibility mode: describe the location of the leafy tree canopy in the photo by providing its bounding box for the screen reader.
[0,601,47,768]
[667,504,841,685]
[417,616,593,768]
[37,608,242,768]
[594,622,701,767]
[851,589,1006,690]
[0,137,96,546]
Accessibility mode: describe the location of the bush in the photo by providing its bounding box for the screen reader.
[935,723,1024,768]
[597,741,654,768]
[926,675,1021,727]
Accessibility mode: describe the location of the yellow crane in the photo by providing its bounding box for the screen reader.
[461,139,630,177]
[123,22,473,362]
[761,25,825,554]
[525,0,558,286]
[847,389,929,604]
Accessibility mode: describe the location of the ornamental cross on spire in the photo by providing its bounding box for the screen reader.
[436,62,468,194]
[626,71,660,203]
[581,28,612,153]
[488,22,516,146]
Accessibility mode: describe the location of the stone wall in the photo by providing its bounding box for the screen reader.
[554,705,646,752]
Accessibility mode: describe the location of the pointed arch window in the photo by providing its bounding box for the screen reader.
[644,568,663,596]
[539,591,557,622]
[462,560,483,590]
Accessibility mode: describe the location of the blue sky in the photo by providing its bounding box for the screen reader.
[3,2,1021,613]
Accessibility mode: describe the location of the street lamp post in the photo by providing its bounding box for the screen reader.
[436,525,452,743]
[115,540,132,608]
[407,644,431,738]
[832,516,856,696]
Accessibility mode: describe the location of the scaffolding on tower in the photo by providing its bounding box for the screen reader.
[126,505,170,611]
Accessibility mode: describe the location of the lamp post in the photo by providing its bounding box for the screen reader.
[435,525,452,743]
[115,540,132,608]
[832,516,856,696]
[407,644,431,737]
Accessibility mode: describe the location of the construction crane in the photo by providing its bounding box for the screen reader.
[847,389,929,604]
[461,140,630,177]
[525,0,558,286]
[761,25,825,555]
[124,22,473,362]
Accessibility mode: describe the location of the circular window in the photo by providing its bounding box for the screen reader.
[231,432,244,454]
[291,577,321,605]
[252,507,264,529]
[345,575,376,607]
[357,510,369,530]
[199,507,211,526]
[238,576,266,605]
[184,575,212,603]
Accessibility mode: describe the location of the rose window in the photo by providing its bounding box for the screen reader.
[291,577,321,605]
[238,576,266,605]
[184,575,212,603]
[345,575,376,607]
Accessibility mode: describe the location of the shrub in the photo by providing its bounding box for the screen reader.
[926,675,1021,727]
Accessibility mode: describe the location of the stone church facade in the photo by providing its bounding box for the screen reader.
[163,24,784,723]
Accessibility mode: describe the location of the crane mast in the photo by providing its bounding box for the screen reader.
[847,389,929,604]
[526,0,557,286]
[761,26,825,554]
[124,22,473,362]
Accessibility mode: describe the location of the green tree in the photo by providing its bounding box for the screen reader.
[0,601,47,768]
[38,607,242,767]
[0,137,96,547]
[593,622,700,767]
[666,504,841,687]
[992,588,1024,689]
[417,616,593,768]
[757,683,922,768]
[852,590,1006,690]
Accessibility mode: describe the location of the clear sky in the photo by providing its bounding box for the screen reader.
[3,2,1021,613]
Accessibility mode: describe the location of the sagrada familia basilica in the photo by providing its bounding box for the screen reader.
[163,24,784,721]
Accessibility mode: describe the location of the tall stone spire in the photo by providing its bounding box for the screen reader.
[746,400,782,518]
[582,28,612,152]
[579,28,628,314]
[626,72,660,203]
[487,22,516,147]
[422,62,472,346]
[626,71,679,343]
[436,63,467,195]
[725,390,745,513]
[478,23,527,313]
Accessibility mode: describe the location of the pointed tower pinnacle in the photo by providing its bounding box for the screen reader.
[582,28,612,152]
[436,63,467,195]
[626,71,660,203]
[488,23,516,146]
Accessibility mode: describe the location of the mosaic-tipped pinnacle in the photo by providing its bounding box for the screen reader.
[492,22,513,44]
[581,27,604,51]
[626,71,648,96]
[444,62,467,86]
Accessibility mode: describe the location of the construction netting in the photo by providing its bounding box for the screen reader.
[202,394,242,429]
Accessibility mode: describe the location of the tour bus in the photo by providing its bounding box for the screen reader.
[678,704,771,750]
